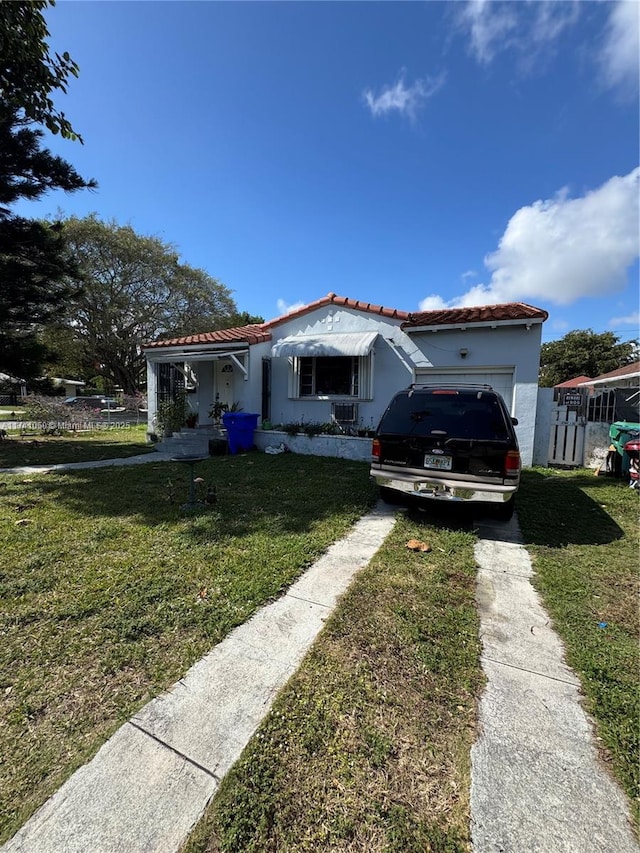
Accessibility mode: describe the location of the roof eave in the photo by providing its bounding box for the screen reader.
[403,317,546,333]
[578,372,640,387]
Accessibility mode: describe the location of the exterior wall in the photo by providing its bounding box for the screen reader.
[406,324,543,467]
[584,422,612,470]
[188,362,213,423]
[267,306,407,429]
[533,387,554,466]
[193,343,270,423]
[146,361,158,431]
[253,428,373,461]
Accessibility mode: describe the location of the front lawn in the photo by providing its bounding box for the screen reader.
[0,424,152,468]
[0,453,376,844]
[2,457,636,849]
[185,509,483,853]
[516,469,639,828]
[185,470,639,852]
[0,407,26,422]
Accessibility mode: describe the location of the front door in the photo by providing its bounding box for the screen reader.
[214,360,235,410]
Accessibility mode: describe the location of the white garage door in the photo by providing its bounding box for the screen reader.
[414,369,514,412]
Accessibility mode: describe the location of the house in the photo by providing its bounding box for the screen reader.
[576,361,640,392]
[554,375,593,389]
[144,293,548,466]
[52,377,86,398]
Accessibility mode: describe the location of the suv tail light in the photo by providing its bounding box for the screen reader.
[372,438,381,459]
[504,450,520,477]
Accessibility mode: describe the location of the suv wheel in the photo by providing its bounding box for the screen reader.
[493,497,515,521]
[379,486,403,505]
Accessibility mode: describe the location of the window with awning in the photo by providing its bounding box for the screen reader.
[271,331,377,358]
[271,332,377,400]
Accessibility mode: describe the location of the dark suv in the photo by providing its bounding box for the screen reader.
[370,384,520,518]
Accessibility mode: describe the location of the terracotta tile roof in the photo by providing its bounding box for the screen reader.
[265,292,411,327]
[145,324,271,348]
[144,295,548,349]
[555,375,594,388]
[402,302,548,328]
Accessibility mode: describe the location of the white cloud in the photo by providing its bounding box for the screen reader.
[419,168,640,309]
[363,71,445,120]
[482,168,640,305]
[609,311,640,328]
[598,1,640,94]
[276,298,305,316]
[457,0,579,66]
[458,0,518,65]
[418,294,449,311]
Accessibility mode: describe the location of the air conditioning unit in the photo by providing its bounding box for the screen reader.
[331,402,358,424]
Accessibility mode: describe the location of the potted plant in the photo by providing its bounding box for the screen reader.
[156,392,187,438]
[185,412,198,429]
[208,400,229,424]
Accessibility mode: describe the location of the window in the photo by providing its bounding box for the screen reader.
[298,356,359,397]
[289,354,373,400]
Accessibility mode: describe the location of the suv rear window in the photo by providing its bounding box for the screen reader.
[378,389,511,442]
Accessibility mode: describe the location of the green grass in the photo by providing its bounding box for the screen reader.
[516,468,639,827]
[0,424,152,468]
[3,454,636,849]
[0,406,26,422]
[0,453,376,844]
[184,509,483,853]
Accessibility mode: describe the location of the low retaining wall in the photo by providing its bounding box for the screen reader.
[253,429,374,462]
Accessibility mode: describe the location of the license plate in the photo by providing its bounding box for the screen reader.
[424,454,452,471]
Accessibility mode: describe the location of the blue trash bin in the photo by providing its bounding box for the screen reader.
[222,412,260,454]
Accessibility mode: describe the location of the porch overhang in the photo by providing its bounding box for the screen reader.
[144,343,249,363]
[144,343,250,377]
[271,331,378,358]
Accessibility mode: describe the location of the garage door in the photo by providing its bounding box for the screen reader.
[414,369,514,412]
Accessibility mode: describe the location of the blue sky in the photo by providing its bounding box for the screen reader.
[16,0,640,343]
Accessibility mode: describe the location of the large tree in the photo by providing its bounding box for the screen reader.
[0,1,94,380]
[539,329,638,387]
[0,0,83,141]
[0,109,94,379]
[51,215,238,394]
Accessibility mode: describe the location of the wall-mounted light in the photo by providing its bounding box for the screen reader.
[459,348,468,359]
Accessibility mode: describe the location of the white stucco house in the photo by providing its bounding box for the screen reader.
[144,292,548,466]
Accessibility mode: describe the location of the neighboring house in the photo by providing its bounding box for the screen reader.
[543,362,640,469]
[52,377,86,398]
[554,375,593,389]
[578,361,640,425]
[144,292,548,466]
[576,361,640,392]
[0,372,27,402]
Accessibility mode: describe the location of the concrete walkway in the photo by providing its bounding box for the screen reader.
[471,514,638,853]
[0,450,174,476]
[2,502,397,853]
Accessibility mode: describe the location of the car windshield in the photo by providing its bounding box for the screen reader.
[380,390,511,441]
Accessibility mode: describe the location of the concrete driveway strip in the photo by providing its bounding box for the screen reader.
[471,515,639,853]
[0,450,175,476]
[2,502,397,853]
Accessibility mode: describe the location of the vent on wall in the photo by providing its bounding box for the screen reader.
[331,402,358,423]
